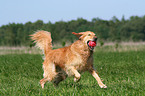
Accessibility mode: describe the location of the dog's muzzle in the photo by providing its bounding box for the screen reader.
[87,37,97,50]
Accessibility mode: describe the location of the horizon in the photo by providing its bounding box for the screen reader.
[1,15,144,26]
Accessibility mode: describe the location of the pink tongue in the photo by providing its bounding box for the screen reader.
[88,41,96,47]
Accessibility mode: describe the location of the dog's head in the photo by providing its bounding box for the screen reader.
[72,31,97,50]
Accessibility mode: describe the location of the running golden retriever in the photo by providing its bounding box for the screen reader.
[30,30,107,88]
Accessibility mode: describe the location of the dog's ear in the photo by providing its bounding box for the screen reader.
[72,32,84,39]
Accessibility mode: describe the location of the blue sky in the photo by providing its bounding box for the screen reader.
[0,0,145,26]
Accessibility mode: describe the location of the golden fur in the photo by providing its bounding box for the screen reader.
[30,30,107,88]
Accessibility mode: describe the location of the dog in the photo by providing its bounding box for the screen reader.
[30,30,107,88]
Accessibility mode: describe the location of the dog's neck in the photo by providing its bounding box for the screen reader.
[71,40,94,54]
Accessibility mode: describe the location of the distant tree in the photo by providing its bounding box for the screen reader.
[0,15,145,46]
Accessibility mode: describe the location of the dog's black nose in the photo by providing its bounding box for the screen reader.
[94,37,98,41]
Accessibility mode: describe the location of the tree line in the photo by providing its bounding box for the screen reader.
[0,15,145,46]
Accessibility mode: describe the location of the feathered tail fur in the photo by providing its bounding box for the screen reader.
[30,30,52,55]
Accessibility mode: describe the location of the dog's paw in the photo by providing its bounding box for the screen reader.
[40,80,45,88]
[99,84,107,88]
[74,77,81,82]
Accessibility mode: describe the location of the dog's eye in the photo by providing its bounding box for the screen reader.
[88,34,91,36]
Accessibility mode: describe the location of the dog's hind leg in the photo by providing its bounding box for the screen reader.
[53,66,67,86]
[40,62,57,88]
[53,72,67,86]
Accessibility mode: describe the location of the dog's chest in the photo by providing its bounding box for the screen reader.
[72,50,93,71]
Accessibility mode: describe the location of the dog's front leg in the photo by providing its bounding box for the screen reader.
[69,67,81,82]
[89,69,107,88]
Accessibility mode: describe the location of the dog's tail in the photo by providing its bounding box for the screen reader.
[30,30,52,55]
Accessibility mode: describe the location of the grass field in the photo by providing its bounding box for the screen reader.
[0,43,145,96]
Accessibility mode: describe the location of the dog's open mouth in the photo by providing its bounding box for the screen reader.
[87,40,97,50]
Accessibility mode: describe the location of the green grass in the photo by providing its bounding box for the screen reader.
[0,51,145,96]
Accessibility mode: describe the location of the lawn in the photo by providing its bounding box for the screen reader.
[0,50,145,96]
